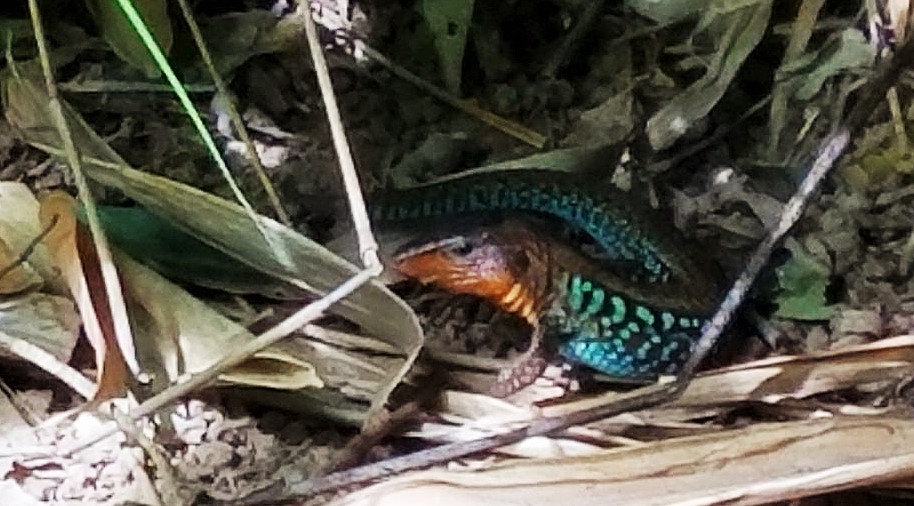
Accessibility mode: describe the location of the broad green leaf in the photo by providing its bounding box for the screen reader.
[774,240,834,321]
[85,206,301,298]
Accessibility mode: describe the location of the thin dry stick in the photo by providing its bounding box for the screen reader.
[307,2,546,147]
[680,131,849,377]
[57,80,215,93]
[281,382,677,499]
[298,4,380,270]
[266,30,914,503]
[173,0,291,226]
[299,5,426,429]
[27,0,139,374]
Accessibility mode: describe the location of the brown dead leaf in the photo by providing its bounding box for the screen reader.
[114,249,323,391]
[38,192,129,401]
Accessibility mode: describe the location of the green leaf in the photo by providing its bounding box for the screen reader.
[781,28,875,101]
[85,206,302,298]
[85,0,173,77]
[774,239,834,321]
[646,0,773,150]
[419,0,475,93]
[626,0,704,24]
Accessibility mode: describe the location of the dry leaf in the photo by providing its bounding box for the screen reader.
[115,249,323,391]
[38,191,129,401]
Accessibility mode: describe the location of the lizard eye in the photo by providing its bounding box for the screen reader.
[448,239,475,256]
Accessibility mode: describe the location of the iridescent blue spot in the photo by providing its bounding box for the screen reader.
[610,296,626,324]
[662,312,675,330]
[585,288,604,315]
[568,276,584,310]
[636,306,655,326]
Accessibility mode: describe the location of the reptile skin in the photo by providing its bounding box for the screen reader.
[370,169,714,286]
[370,170,721,395]
[393,217,718,395]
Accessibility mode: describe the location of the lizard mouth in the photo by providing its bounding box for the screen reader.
[395,249,539,324]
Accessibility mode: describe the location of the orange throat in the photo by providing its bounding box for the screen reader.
[395,250,539,325]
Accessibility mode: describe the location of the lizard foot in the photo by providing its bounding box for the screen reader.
[488,355,548,398]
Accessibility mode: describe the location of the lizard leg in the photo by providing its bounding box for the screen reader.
[489,323,547,397]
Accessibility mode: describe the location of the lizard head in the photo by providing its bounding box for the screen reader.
[393,225,543,324]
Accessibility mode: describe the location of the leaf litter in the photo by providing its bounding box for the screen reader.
[1,0,914,504]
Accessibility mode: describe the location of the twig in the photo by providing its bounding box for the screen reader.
[57,80,215,93]
[298,4,380,270]
[307,2,546,147]
[173,0,291,226]
[277,382,679,501]
[357,44,547,149]
[680,130,849,378]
